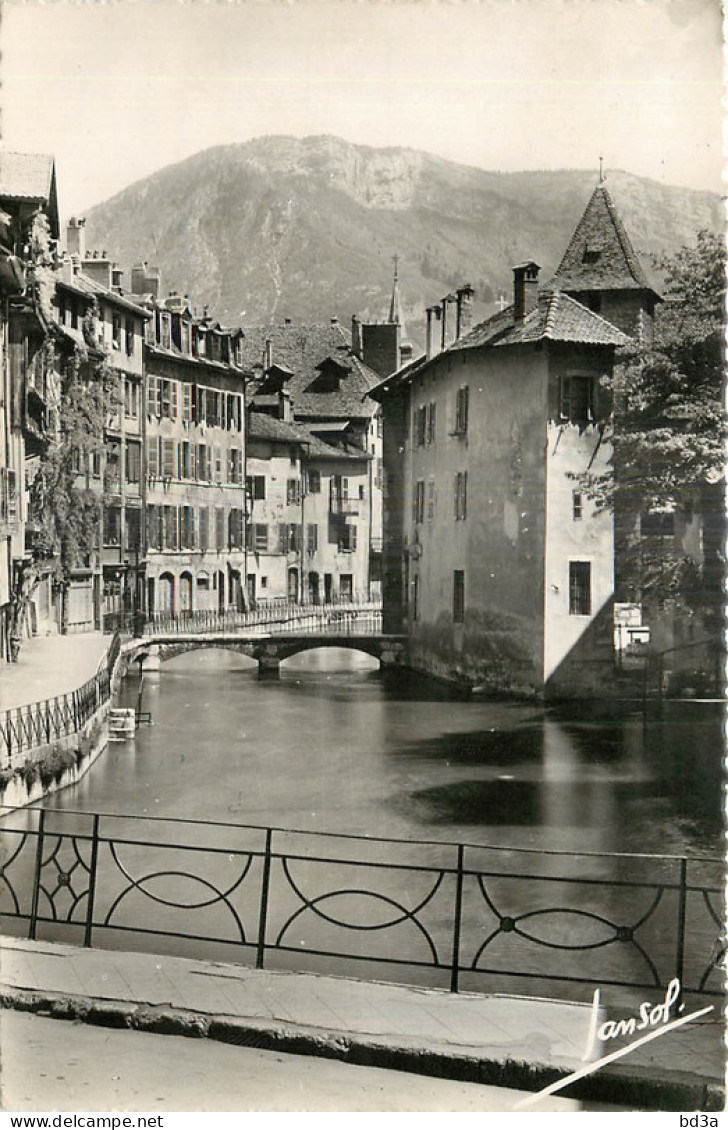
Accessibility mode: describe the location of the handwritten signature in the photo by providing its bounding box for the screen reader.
[513,978,713,1110]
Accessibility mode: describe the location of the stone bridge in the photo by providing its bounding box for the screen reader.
[124,632,408,678]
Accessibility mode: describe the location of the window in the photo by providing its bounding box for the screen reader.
[199,507,209,552]
[278,523,301,553]
[164,506,178,550]
[560,376,594,424]
[246,475,265,501]
[415,405,427,447]
[112,313,122,351]
[427,481,435,521]
[338,524,357,552]
[147,438,159,479]
[178,441,191,480]
[228,510,244,549]
[159,379,178,420]
[180,506,194,549]
[162,439,175,479]
[572,491,583,521]
[427,402,437,445]
[413,480,425,525]
[412,574,420,621]
[182,384,193,424]
[103,506,121,546]
[146,375,159,418]
[454,472,467,520]
[229,448,243,485]
[197,444,208,481]
[306,469,321,494]
[454,387,469,436]
[287,478,301,506]
[160,312,171,350]
[125,318,134,356]
[146,505,162,550]
[453,570,465,623]
[569,561,592,616]
[124,380,139,419]
[307,523,318,554]
[340,574,353,600]
[215,508,226,550]
[125,442,141,484]
[254,523,268,552]
[214,446,223,484]
[91,450,102,478]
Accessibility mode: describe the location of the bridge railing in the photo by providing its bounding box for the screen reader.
[0,807,722,1002]
[143,598,382,637]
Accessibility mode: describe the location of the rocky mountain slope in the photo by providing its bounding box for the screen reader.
[84,135,722,340]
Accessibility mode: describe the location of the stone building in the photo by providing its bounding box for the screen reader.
[246,408,371,604]
[129,267,247,618]
[54,223,150,632]
[371,183,658,697]
[239,319,382,600]
[0,153,60,655]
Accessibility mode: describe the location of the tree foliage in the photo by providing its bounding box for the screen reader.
[583,230,725,611]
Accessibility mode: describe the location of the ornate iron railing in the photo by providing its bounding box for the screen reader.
[0,808,722,1000]
[0,669,111,768]
[144,599,382,638]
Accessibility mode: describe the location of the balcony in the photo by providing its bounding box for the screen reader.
[329,495,360,516]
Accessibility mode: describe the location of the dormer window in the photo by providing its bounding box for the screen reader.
[310,357,350,393]
[582,240,606,264]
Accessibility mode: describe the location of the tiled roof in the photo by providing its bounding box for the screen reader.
[297,425,372,461]
[146,341,243,375]
[240,322,380,420]
[369,290,628,397]
[246,412,310,444]
[0,152,55,201]
[57,272,151,318]
[547,183,657,294]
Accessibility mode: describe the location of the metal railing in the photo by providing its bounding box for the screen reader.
[143,598,382,637]
[0,669,111,768]
[0,808,722,1000]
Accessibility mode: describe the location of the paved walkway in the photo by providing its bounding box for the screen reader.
[0,633,110,711]
[0,937,723,1110]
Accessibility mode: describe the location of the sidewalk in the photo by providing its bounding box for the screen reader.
[0,937,723,1110]
[0,633,110,712]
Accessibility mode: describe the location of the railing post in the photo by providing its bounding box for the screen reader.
[29,809,46,941]
[450,843,465,993]
[675,857,687,996]
[256,827,273,969]
[84,814,100,948]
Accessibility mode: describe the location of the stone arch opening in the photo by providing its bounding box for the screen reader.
[158,572,175,616]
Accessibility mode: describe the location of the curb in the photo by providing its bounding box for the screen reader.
[1,988,723,1112]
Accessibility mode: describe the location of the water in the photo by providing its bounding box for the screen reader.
[54,648,722,858]
[3,649,724,1002]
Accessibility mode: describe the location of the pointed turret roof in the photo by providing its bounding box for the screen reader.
[388,253,407,332]
[548,182,657,294]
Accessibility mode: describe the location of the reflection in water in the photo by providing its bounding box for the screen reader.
[45,647,722,859]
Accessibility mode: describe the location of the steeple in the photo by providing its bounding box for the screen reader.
[388,252,406,330]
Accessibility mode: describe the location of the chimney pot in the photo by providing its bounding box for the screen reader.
[351,314,362,358]
[513,262,540,323]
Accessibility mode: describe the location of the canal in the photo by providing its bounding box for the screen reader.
[3,649,724,1002]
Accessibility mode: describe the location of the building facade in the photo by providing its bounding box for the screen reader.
[372,184,658,697]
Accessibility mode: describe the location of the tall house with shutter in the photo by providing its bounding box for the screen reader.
[55,223,150,633]
[371,183,658,697]
[131,268,246,618]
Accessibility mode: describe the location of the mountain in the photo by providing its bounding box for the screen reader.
[84,135,722,341]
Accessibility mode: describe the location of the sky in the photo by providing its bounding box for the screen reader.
[1,0,724,220]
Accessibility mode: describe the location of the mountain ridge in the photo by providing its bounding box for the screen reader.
[84,135,722,338]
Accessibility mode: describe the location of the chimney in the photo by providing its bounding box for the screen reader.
[513,262,540,323]
[351,314,362,358]
[82,252,113,290]
[66,217,86,260]
[264,339,272,370]
[440,295,457,351]
[455,285,475,339]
